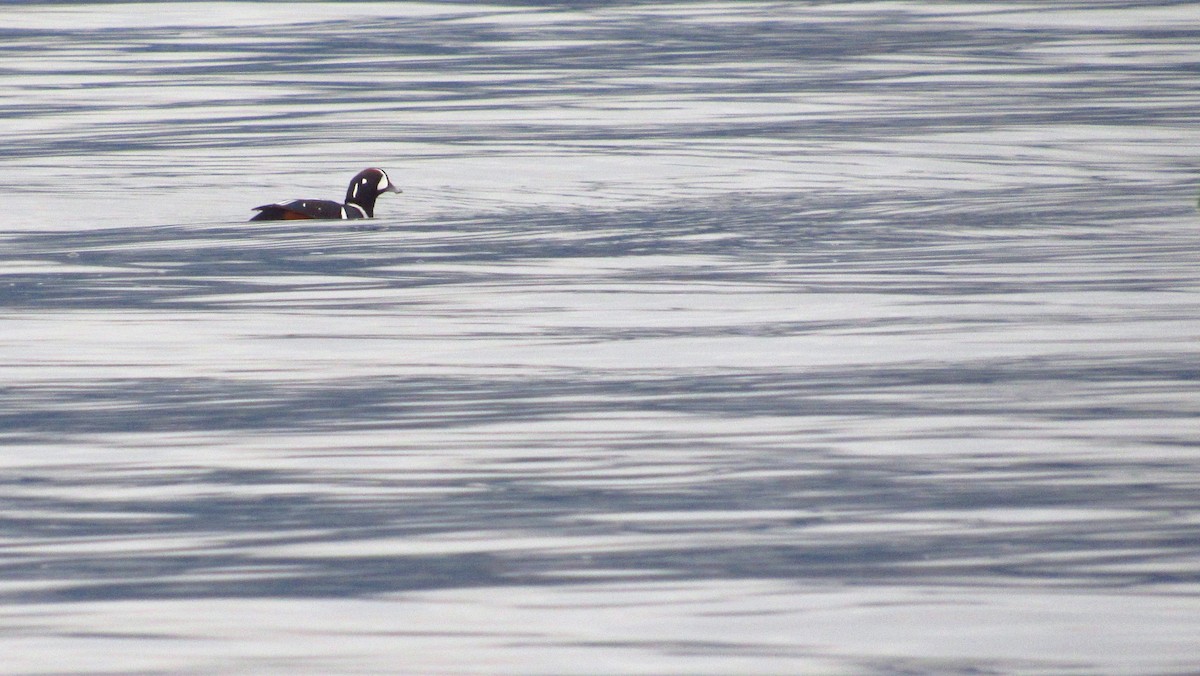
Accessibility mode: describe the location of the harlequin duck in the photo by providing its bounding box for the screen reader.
[250,168,400,220]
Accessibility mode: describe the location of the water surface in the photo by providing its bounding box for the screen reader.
[2,2,1199,673]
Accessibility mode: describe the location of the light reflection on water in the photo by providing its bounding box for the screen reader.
[2,1,1200,673]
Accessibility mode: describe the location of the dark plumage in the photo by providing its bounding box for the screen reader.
[250,168,400,221]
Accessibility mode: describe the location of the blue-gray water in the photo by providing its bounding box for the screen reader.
[2,2,1199,673]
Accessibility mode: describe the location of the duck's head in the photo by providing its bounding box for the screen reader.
[345,168,401,217]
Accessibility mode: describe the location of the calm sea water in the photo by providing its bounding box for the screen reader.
[2,1,1200,673]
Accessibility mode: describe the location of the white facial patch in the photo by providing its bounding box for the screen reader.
[376,171,390,192]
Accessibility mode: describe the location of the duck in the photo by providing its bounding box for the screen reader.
[250,168,400,220]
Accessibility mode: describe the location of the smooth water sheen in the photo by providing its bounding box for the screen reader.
[2,2,1200,673]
